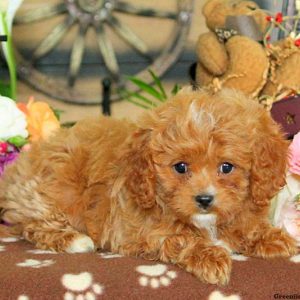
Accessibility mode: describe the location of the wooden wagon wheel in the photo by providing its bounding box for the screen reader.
[13,0,194,105]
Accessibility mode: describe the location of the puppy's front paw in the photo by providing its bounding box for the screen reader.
[185,246,232,285]
[66,235,95,253]
[253,228,298,259]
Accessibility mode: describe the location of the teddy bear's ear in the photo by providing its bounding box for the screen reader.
[250,115,288,207]
[202,0,219,18]
[120,129,156,209]
[202,0,226,30]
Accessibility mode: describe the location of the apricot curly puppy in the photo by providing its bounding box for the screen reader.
[0,88,297,285]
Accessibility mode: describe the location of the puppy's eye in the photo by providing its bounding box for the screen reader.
[173,162,188,174]
[219,162,234,174]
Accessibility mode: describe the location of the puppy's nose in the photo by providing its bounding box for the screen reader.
[195,194,214,209]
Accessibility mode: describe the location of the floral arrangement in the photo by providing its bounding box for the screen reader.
[0,1,61,176]
[0,95,60,176]
[0,0,23,99]
[263,0,300,48]
[270,131,300,245]
[257,2,300,109]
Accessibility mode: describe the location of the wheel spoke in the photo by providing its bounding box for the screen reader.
[107,16,150,58]
[32,16,75,60]
[95,24,120,79]
[114,1,177,19]
[14,3,67,24]
[68,25,88,87]
[14,0,194,104]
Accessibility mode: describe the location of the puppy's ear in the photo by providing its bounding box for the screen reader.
[250,116,288,206]
[122,129,156,209]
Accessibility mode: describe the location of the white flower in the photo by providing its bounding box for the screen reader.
[296,0,300,12]
[290,32,296,39]
[0,1,9,13]
[0,0,23,60]
[0,96,28,140]
[0,0,23,31]
[290,31,300,40]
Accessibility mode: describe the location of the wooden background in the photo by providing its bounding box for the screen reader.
[7,0,207,122]
[1,0,287,122]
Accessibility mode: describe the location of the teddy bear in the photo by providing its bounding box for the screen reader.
[195,0,270,97]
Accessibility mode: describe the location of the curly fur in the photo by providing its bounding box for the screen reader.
[0,88,297,285]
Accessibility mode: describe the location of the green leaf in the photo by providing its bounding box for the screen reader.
[127,75,164,101]
[7,136,28,147]
[125,90,157,106]
[118,88,156,109]
[171,84,181,96]
[126,97,152,109]
[0,81,12,98]
[0,13,17,100]
[51,107,64,121]
[148,69,167,101]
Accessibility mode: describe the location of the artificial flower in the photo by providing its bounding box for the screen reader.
[270,132,300,245]
[0,95,28,140]
[295,39,300,47]
[270,172,300,246]
[0,0,23,99]
[0,142,8,152]
[288,131,300,175]
[0,143,19,177]
[275,12,283,23]
[296,0,300,11]
[266,15,272,22]
[271,131,300,246]
[0,94,60,178]
[279,200,300,245]
[18,97,60,142]
[0,0,23,34]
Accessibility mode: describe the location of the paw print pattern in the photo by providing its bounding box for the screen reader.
[17,295,30,300]
[99,252,123,259]
[0,237,20,243]
[290,254,300,263]
[230,253,248,261]
[27,249,57,254]
[62,272,104,300]
[136,264,177,289]
[208,290,241,300]
[16,259,55,268]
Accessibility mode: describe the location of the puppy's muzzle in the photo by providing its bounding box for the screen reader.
[195,194,214,209]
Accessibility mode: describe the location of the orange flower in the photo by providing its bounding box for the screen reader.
[17,97,60,142]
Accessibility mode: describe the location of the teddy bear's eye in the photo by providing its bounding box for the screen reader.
[247,5,256,10]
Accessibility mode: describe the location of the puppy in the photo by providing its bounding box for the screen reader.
[0,88,297,285]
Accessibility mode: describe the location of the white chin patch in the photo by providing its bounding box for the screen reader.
[191,214,232,253]
[192,214,217,240]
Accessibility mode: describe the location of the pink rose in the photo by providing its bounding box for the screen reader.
[288,132,300,175]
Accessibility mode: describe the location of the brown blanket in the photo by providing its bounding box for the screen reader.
[0,236,299,300]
